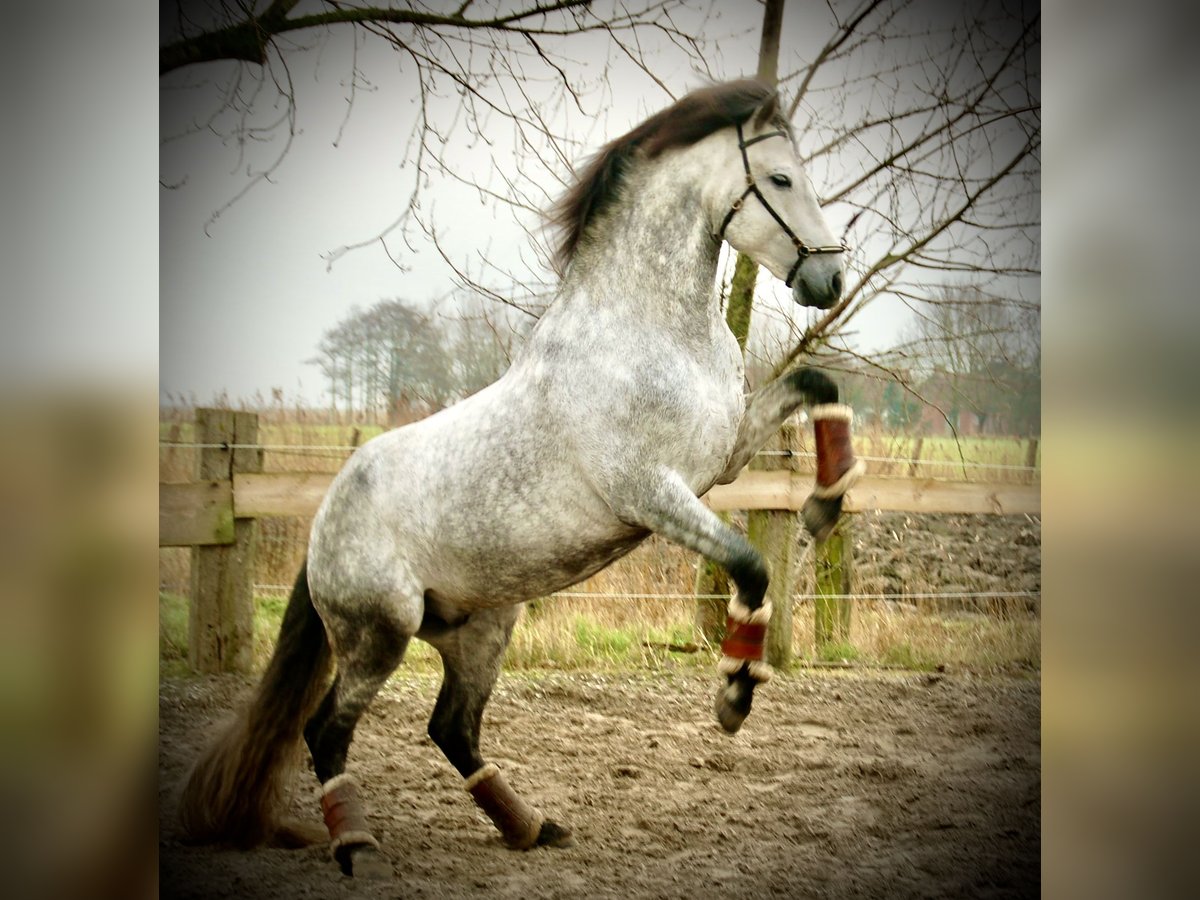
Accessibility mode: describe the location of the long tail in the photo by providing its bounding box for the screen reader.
[177,562,331,847]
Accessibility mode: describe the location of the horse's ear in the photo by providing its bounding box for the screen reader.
[751,91,781,129]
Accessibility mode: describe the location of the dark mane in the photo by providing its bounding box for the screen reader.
[547,79,785,273]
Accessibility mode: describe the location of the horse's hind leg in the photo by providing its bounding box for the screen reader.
[422,606,574,850]
[302,593,418,878]
[610,469,771,734]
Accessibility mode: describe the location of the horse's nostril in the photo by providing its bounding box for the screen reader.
[831,271,844,299]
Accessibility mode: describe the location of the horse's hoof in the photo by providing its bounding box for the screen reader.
[333,841,391,879]
[343,845,392,880]
[536,819,576,849]
[714,684,750,734]
[801,494,842,542]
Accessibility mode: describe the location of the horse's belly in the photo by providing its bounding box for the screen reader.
[425,524,649,609]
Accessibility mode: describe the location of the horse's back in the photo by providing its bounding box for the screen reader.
[308,377,644,609]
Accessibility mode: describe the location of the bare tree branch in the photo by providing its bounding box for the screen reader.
[786,0,889,119]
[162,0,603,73]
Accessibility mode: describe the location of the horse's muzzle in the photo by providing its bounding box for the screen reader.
[792,254,844,310]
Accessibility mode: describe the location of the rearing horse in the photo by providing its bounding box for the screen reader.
[177,79,863,878]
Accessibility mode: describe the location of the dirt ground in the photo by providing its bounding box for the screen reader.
[850,511,1041,609]
[159,664,1039,899]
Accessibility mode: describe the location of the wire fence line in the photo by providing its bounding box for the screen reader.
[159,442,360,452]
[756,449,1038,473]
[160,441,1041,475]
[249,583,1039,603]
[550,589,1040,602]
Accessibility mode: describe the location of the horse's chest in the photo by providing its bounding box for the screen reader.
[680,373,742,482]
[537,325,743,489]
[680,330,743,445]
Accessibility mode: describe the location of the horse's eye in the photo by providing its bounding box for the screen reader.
[769,173,793,189]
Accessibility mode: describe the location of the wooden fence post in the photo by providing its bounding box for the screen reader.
[1024,437,1039,484]
[748,422,799,671]
[189,408,262,674]
[907,437,924,478]
[693,547,731,646]
[814,517,854,650]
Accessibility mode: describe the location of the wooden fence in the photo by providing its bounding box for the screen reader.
[161,409,1040,673]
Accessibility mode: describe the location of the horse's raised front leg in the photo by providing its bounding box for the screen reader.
[716,367,865,541]
[421,605,575,850]
[611,469,772,734]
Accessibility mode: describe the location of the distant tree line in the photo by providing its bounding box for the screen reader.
[829,285,1040,436]
[307,295,528,423]
[835,362,1040,437]
[745,282,1040,437]
[314,282,1038,436]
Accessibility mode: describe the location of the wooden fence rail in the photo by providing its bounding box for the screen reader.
[160,409,1040,673]
[161,468,1039,545]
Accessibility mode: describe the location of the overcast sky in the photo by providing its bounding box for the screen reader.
[159,0,1019,407]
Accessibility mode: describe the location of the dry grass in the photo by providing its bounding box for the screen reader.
[159,406,1040,677]
[159,585,1038,679]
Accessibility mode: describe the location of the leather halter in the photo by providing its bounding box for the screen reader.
[716,122,848,288]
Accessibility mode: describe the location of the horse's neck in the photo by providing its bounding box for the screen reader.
[554,159,723,345]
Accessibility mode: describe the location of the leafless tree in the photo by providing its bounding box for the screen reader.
[160,0,726,286]
[748,0,1039,406]
[306,292,530,419]
[897,284,1038,375]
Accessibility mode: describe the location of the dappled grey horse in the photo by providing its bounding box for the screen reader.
[178,79,863,877]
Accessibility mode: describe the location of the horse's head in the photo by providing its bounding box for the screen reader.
[712,93,846,310]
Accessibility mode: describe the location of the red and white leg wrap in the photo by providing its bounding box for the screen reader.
[810,404,866,499]
[319,774,379,861]
[717,596,774,683]
[464,763,544,850]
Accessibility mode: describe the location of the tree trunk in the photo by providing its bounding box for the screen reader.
[814,518,853,650]
[756,0,785,85]
[695,0,786,645]
[749,422,800,670]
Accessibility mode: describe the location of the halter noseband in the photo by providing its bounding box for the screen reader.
[716,122,848,288]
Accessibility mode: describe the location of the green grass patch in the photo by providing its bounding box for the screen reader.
[815,640,860,664]
[880,641,940,671]
[854,434,1038,481]
[159,591,193,677]
[651,623,699,649]
[500,601,712,672]
[252,593,289,667]
[573,617,634,660]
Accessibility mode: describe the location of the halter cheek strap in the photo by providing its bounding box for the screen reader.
[716,122,848,288]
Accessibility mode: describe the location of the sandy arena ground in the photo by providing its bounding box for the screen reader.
[160,664,1039,899]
